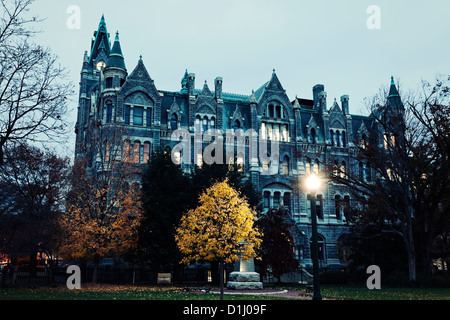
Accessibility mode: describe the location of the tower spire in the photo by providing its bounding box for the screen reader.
[105,30,126,71]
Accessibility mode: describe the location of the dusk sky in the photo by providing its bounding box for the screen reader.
[29,0,450,159]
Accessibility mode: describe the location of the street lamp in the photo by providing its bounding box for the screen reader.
[305,173,322,300]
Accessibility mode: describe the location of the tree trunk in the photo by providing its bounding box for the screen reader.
[404,208,417,283]
[219,259,224,301]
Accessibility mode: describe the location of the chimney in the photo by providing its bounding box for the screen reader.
[188,73,195,96]
[214,77,223,100]
[341,95,349,115]
[313,84,325,109]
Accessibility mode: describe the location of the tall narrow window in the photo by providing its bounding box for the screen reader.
[143,142,151,164]
[273,192,281,208]
[342,131,347,147]
[133,141,141,163]
[125,106,131,125]
[105,77,113,89]
[133,107,144,126]
[275,105,281,118]
[330,130,334,146]
[384,134,389,150]
[233,120,240,131]
[123,140,131,162]
[340,161,347,179]
[170,113,178,130]
[146,108,152,127]
[283,193,291,211]
[203,116,208,132]
[313,159,319,174]
[282,125,288,142]
[105,140,111,162]
[210,117,216,130]
[361,134,367,149]
[306,158,311,176]
[344,195,351,221]
[106,103,113,123]
[195,115,201,132]
[316,194,323,219]
[261,123,266,140]
[263,191,270,209]
[310,128,316,144]
[282,155,289,175]
[336,131,341,147]
[335,195,342,219]
[268,104,274,118]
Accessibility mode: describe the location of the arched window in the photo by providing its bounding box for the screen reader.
[335,195,342,219]
[123,140,131,162]
[133,141,141,164]
[233,119,240,131]
[210,117,216,130]
[268,104,274,118]
[106,103,113,123]
[335,131,341,147]
[330,130,334,146]
[195,115,201,132]
[282,155,289,175]
[310,235,325,261]
[342,131,347,147]
[170,113,178,130]
[203,116,208,132]
[310,128,316,144]
[143,142,151,164]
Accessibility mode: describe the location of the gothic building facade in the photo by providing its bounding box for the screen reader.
[75,17,402,271]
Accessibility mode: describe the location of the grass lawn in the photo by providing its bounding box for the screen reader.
[1,284,449,300]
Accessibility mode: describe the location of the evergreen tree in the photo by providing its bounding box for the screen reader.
[136,148,192,282]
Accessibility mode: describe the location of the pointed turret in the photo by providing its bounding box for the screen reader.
[105,31,126,71]
[387,76,404,111]
[89,15,111,66]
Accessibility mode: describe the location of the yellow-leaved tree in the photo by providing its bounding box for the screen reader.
[175,179,261,299]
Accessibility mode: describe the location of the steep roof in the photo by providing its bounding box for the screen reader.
[105,32,126,70]
[89,15,111,64]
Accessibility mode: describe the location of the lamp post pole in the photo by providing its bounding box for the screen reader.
[310,191,322,300]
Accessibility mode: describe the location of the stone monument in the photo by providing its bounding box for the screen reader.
[227,257,263,290]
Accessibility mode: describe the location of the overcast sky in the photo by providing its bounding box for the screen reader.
[29,0,450,159]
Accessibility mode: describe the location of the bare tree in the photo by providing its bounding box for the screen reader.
[327,76,450,282]
[0,0,74,165]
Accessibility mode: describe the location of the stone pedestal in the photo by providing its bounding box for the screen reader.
[227,258,263,290]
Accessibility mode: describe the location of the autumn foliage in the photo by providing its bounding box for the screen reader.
[58,159,143,282]
[175,179,261,265]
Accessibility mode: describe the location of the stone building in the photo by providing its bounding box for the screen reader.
[75,16,402,272]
